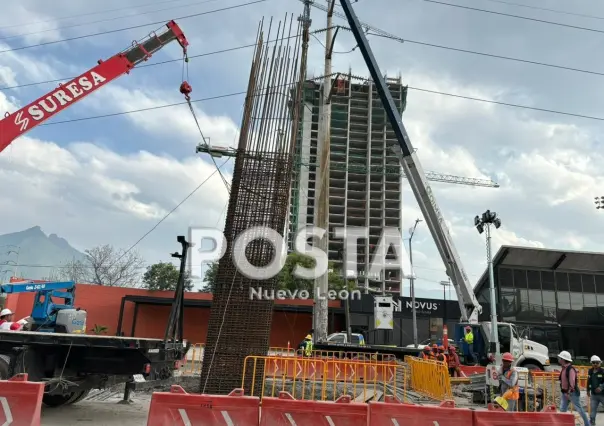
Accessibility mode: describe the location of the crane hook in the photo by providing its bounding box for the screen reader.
[180,81,192,101]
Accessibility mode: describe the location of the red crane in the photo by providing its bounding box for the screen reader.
[0,20,190,154]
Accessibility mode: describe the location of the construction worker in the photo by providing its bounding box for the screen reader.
[431,343,439,359]
[420,346,432,360]
[0,309,27,331]
[436,346,447,364]
[588,355,604,425]
[498,352,519,412]
[558,350,590,425]
[298,334,313,357]
[448,346,461,377]
[463,326,475,364]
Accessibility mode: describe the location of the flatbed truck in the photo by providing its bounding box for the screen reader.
[0,236,191,407]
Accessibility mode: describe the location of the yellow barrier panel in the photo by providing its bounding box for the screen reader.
[243,356,326,400]
[321,359,406,403]
[181,343,204,374]
[308,350,397,362]
[407,356,452,401]
[242,355,406,402]
[530,369,591,414]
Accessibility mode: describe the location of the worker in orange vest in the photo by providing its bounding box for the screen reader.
[436,346,447,364]
[420,346,432,360]
[448,346,461,377]
[498,352,519,412]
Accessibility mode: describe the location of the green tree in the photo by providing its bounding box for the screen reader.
[142,262,193,291]
[198,255,357,293]
[199,262,218,293]
[279,252,357,292]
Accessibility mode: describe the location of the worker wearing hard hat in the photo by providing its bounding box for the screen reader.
[448,346,461,377]
[498,352,519,412]
[463,326,475,364]
[436,346,447,364]
[588,355,604,425]
[420,346,432,360]
[298,334,313,357]
[558,350,590,426]
[0,309,26,331]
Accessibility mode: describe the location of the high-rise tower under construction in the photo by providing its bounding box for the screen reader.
[288,73,407,294]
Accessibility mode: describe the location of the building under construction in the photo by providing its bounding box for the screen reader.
[288,74,408,293]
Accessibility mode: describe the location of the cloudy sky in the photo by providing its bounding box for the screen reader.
[0,0,602,297]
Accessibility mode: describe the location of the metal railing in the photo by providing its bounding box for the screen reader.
[407,356,452,401]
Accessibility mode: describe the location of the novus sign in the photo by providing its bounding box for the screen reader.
[392,299,440,315]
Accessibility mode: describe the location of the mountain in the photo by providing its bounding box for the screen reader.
[0,226,86,281]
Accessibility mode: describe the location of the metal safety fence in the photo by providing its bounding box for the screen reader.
[407,356,453,401]
[181,343,204,374]
[242,356,407,402]
[484,368,593,414]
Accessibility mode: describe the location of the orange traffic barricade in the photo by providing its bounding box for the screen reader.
[473,404,575,425]
[147,387,260,426]
[0,373,44,426]
[260,392,367,426]
[368,398,471,426]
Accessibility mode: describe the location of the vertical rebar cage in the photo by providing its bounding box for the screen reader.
[199,15,304,396]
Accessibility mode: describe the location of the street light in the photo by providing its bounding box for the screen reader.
[408,218,422,348]
[474,210,502,365]
[595,196,604,209]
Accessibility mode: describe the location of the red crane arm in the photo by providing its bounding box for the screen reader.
[0,20,188,154]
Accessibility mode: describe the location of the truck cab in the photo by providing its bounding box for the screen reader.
[458,322,550,370]
[325,332,366,346]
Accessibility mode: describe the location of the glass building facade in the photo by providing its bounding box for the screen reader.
[475,248,604,359]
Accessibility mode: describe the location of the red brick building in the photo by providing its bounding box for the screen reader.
[4,280,342,347]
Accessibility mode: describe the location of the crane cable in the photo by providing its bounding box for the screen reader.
[179,51,231,193]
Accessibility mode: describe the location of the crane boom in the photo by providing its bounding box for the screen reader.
[338,0,482,323]
[0,21,188,153]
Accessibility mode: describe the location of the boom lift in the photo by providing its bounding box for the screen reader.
[0,20,190,153]
[313,0,551,371]
[0,280,85,333]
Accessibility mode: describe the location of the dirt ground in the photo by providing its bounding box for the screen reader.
[41,393,152,426]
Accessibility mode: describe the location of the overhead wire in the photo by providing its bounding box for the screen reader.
[0,0,223,42]
[109,157,231,266]
[0,0,205,31]
[0,0,266,54]
[471,0,604,20]
[423,0,604,35]
[27,80,604,126]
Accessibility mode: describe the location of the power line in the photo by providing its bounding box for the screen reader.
[472,0,604,21]
[27,78,604,128]
[0,0,202,31]
[365,31,604,79]
[423,0,604,35]
[0,0,265,55]
[0,0,222,42]
[6,26,604,99]
[110,157,231,265]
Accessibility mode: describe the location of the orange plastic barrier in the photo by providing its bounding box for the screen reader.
[146,387,260,426]
[473,404,575,425]
[264,357,324,380]
[368,398,472,426]
[0,373,44,426]
[260,392,367,426]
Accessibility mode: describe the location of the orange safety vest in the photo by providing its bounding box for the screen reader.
[501,369,520,400]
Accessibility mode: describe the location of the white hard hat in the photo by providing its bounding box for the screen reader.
[591,355,602,363]
[558,351,573,362]
[0,309,13,317]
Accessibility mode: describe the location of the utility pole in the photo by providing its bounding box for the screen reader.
[474,210,502,365]
[299,0,314,334]
[313,0,335,343]
[408,219,422,348]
